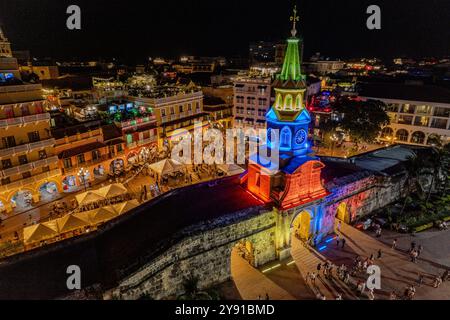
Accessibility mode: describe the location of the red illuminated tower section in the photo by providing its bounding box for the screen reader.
[247,6,328,208]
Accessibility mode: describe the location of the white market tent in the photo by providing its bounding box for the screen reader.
[97,183,128,198]
[56,214,90,233]
[87,206,118,224]
[23,222,58,244]
[113,199,140,215]
[148,159,185,180]
[217,163,245,176]
[75,190,105,206]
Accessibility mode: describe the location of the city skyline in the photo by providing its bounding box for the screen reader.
[0,0,449,63]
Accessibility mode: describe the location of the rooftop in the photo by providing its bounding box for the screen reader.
[358,82,450,104]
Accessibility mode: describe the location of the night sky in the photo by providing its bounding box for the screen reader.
[0,0,449,63]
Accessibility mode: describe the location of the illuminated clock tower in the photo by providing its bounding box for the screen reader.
[266,5,312,157]
[247,6,328,209]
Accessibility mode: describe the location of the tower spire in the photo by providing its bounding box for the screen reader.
[290,5,300,37]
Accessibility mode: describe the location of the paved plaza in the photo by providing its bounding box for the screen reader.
[229,223,450,300]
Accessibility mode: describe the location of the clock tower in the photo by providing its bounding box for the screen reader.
[266,5,312,158]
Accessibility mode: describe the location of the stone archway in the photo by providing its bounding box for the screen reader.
[291,210,312,242]
[336,202,349,224]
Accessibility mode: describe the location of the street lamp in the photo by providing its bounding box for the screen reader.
[78,168,89,191]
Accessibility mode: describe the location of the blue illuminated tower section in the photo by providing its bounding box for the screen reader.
[266,5,312,157]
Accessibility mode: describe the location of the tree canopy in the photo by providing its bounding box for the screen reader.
[333,98,390,144]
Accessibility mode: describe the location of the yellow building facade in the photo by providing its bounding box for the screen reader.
[0,57,61,214]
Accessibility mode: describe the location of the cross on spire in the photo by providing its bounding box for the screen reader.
[290,5,300,37]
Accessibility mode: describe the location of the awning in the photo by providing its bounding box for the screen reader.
[149,159,184,177]
[75,190,105,205]
[88,206,118,224]
[23,223,58,244]
[56,214,90,233]
[113,199,140,215]
[97,183,128,198]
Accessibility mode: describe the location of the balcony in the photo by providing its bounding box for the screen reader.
[0,155,58,178]
[0,112,50,129]
[0,168,61,194]
[0,138,56,158]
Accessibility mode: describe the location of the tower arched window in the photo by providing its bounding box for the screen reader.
[275,93,283,110]
[295,94,302,110]
[280,126,292,149]
[284,94,293,110]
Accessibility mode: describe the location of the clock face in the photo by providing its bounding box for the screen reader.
[295,129,307,145]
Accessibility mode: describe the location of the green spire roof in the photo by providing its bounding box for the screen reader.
[278,37,305,82]
[277,5,305,82]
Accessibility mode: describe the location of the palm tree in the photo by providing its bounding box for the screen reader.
[399,155,425,217]
[424,148,444,205]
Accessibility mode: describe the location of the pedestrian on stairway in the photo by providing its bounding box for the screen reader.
[317,263,322,273]
[341,238,346,249]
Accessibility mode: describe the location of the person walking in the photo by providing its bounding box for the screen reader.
[341,237,346,249]
[317,263,322,273]
[265,293,270,300]
[417,244,423,257]
[417,273,424,287]
[377,249,382,259]
[433,276,442,288]
[311,272,317,285]
[392,238,397,249]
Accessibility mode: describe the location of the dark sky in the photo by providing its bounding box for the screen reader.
[0,0,449,63]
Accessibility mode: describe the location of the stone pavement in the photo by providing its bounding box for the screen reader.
[333,223,450,299]
[231,249,295,300]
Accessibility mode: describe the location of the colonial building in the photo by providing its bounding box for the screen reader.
[52,122,126,193]
[203,96,233,130]
[233,75,271,129]
[0,54,61,214]
[359,82,450,146]
[128,85,206,148]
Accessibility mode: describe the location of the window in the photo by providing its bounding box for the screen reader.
[433,107,450,117]
[161,108,166,117]
[395,129,409,142]
[18,155,28,165]
[188,103,192,111]
[92,150,101,161]
[415,105,432,115]
[413,116,430,127]
[179,105,184,113]
[42,166,50,173]
[1,177,10,186]
[38,150,47,159]
[1,159,12,169]
[117,144,123,152]
[22,171,31,179]
[2,136,16,148]
[400,104,415,114]
[21,104,30,116]
[63,158,72,169]
[27,131,40,143]
[397,115,413,125]
[430,118,448,129]
[77,154,86,164]
[170,107,175,115]
[280,126,292,149]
